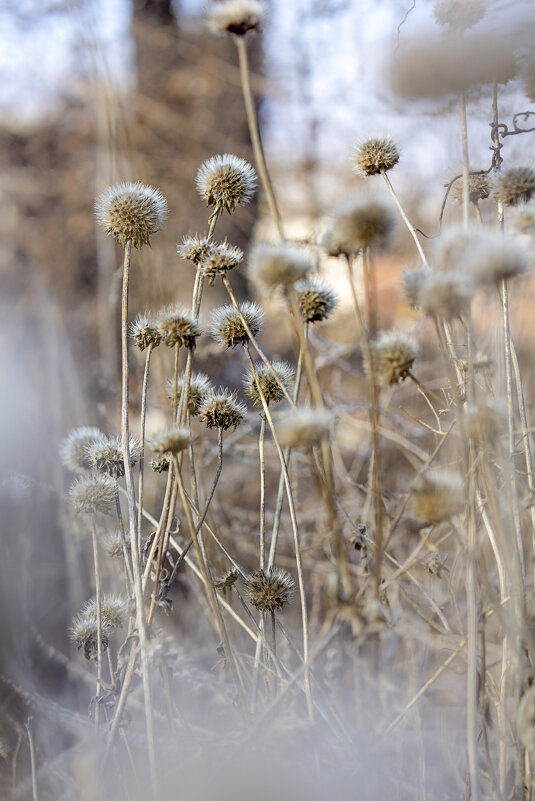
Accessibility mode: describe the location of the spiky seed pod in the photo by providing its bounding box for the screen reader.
[322,196,395,257]
[214,568,240,593]
[244,568,295,612]
[353,137,400,177]
[60,426,104,473]
[418,269,473,319]
[199,241,244,286]
[94,182,168,249]
[401,266,433,308]
[466,399,505,444]
[166,372,214,416]
[462,233,527,285]
[206,0,268,35]
[277,407,332,449]
[248,242,313,289]
[244,360,294,405]
[130,313,162,352]
[434,0,486,31]
[491,167,535,207]
[209,301,264,348]
[196,154,257,215]
[81,595,128,630]
[178,235,213,265]
[156,305,201,349]
[152,427,190,455]
[294,277,338,323]
[151,455,170,473]
[450,173,489,204]
[69,610,110,660]
[69,475,116,516]
[365,331,418,387]
[88,435,139,480]
[423,552,447,577]
[511,204,535,236]
[103,531,126,558]
[199,389,246,431]
[410,472,464,524]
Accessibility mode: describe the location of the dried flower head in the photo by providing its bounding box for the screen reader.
[323,196,395,256]
[244,568,295,612]
[423,552,447,577]
[410,472,464,523]
[88,435,139,480]
[462,233,527,285]
[69,475,116,516]
[178,234,213,265]
[206,0,268,36]
[60,426,103,473]
[450,172,489,204]
[214,567,240,593]
[151,455,170,473]
[152,427,191,455]
[209,301,264,348]
[103,531,126,558]
[353,137,399,177]
[70,610,109,661]
[491,167,535,207]
[277,407,332,449]
[166,372,214,416]
[419,269,473,319]
[248,242,313,289]
[199,389,246,431]
[511,204,535,236]
[130,312,162,352]
[294,277,338,323]
[365,331,418,387]
[244,360,294,405]
[82,595,128,630]
[199,241,243,285]
[434,227,477,272]
[434,0,486,32]
[156,305,201,349]
[401,266,433,308]
[196,154,257,215]
[466,399,505,443]
[95,182,168,249]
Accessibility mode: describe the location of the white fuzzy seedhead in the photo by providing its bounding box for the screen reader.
[294,277,338,323]
[462,233,527,286]
[248,242,313,289]
[196,154,257,215]
[353,137,399,177]
[156,305,201,349]
[69,475,116,516]
[95,182,168,249]
[166,372,214,416]
[206,0,268,36]
[323,196,395,257]
[277,407,332,449]
[244,360,294,405]
[450,172,489,204]
[87,435,139,480]
[152,427,191,455]
[178,235,213,265]
[434,0,486,32]
[491,167,535,207]
[60,426,104,473]
[410,472,464,524]
[418,269,473,320]
[209,301,264,348]
[199,389,246,431]
[199,241,244,285]
[130,312,162,352]
[401,266,433,309]
[365,331,418,387]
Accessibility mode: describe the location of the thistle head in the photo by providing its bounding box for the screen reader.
[70,609,110,661]
[209,301,264,348]
[166,372,214,416]
[199,389,246,431]
[199,241,243,285]
[152,427,191,455]
[244,568,295,612]
[462,233,527,286]
[365,331,418,387]
[277,407,332,449]
[94,181,168,249]
[151,455,170,473]
[244,360,294,405]
[511,204,535,236]
[491,167,535,207]
[401,266,433,309]
[82,595,128,630]
[205,0,268,36]
[418,269,473,319]
[450,172,489,204]
[196,154,257,215]
[130,313,162,352]
[69,475,116,516]
[178,234,213,265]
[248,242,313,289]
[466,399,506,444]
[410,472,464,523]
[352,137,399,177]
[103,531,126,558]
[87,435,139,480]
[60,426,103,473]
[294,277,338,323]
[434,0,486,32]
[322,195,395,256]
[434,227,476,271]
[214,567,240,593]
[156,305,201,349]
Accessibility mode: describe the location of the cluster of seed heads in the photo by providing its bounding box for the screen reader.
[70,595,127,660]
[166,372,214,416]
[94,181,168,249]
[244,568,295,612]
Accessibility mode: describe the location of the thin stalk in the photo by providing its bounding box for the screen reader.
[259,413,266,569]
[381,170,427,265]
[459,90,470,230]
[25,718,38,801]
[90,516,103,729]
[137,342,154,558]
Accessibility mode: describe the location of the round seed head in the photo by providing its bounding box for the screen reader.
[94,181,168,249]
[434,227,477,271]
[434,0,486,31]
[199,389,246,431]
[103,531,126,558]
[69,475,116,516]
[353,137,400,177]
[209,301,264,348]
[152,427,191,455]
[70,609,110,661]
[206,0,268,35]
[511,204,535,236]
[450,173,489,204]
[491,167,535,207]
[466,399,506,444]
[401,266,433,309]
[244,568,295,612]
[277,407,332,449]
[81,595,128,631]
[156,305,201,349]
[130,312,162,352]
[87,435,139,480]
[423,552,447,577]
[244,360,294,405]
[60,426,104,473]
[166,372,214,416]
[365,331,418,387]
[462,233,527,285]
[419,269,473,319]
[178,234,213,265]
[151,455,170,473]
[410,472,464,523]
[199,241,243,285]
[294,277,338,323]
[322,196,395,256]
[196,153,257,215]
[248,242,313,289]
[214,567,240,593]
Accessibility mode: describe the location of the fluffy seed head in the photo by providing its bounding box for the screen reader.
[103,531,126,558]
[491,167,535,207]
[130,313,162,352]
[199,389,246,431]
[199,241,243,285]
[94,182,168,249]
[365,331,418,387]
[156,305,201,349]
[214,567,240,593]
[69,475,116,516]
[466,399,506,444]
[70,610,109,661]
[152,427,190,455]
[166,372,214,416]
[401,266,433,308]
[450,172,489,204]
[410,472,464,523]
[196,154,257,214]
[434,0,486,31]
[244,360,294,405]
[323,196,395,256]
[277,407,332,449]
[209,301,264,348]
[522,58,535,104]
[81,595,128,630]
[206,0,268,35]
[248,242,313,289]
[294,277,338,323]
[434,227,476,272]
[511,204,535,236]
[244,568,295,612]
[353,137,400,177]
[60,426,103,473]
[462,233,527,285]
[178,235,213,265]
[88,435,139,480]
[419,269,473,319]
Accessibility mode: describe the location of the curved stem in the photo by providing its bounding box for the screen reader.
[381,171,427,265]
